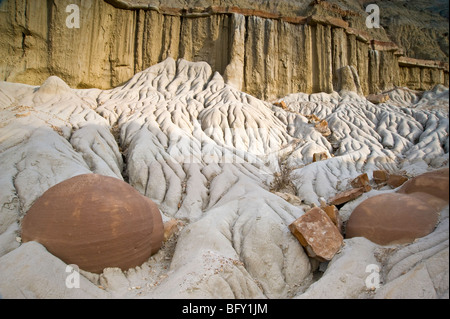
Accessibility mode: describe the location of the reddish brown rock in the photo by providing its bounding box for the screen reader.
[307,15,349,29]
[407,192,449,212]
[322,205,342,233]
[328,187,364,206]
[306,114,321,124]
[367,94,390,104]
[345,27,370,43]
[398,56,449,70]
[313,152,329,162]
[315,120,331,137]
[275,100,288,110]
[387,174,408,188]
[289,207,343,261]
[346,193,441,245]
[281,101,288,109]
[397,168,449,203]
[350,173,372,192]
[281,16,308,24]
[373,170,389,184]
[350,173,369,188]
[371,40,399,52]
[21,174,164,274]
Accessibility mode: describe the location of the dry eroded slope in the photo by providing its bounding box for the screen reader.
[0,58,448,298]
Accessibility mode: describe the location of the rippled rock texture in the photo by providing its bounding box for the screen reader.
[0,58,448,298]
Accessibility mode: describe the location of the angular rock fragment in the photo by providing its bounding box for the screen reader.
[367,94,390,104]
[274,192,303,206]
[289,207,344,262]
[314,119,331,137]
[21,174,164,274]
[372,171,408,189]
[313,152,329,162]
[322,205,342,233]
[373,170,389,185]
[163,219,181,241]
[386,174,408,188]
[328,187,364,206]
[350,173,371,192]
[274,100,288,110]
[306,114,321,124]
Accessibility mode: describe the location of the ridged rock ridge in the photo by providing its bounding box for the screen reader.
[0,57,448,298]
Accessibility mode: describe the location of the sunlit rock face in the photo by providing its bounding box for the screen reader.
[21,174,164,274]
[0,0,447,101]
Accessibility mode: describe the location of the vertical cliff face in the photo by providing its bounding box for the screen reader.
[0,0,448,100]
[0,0,131,88]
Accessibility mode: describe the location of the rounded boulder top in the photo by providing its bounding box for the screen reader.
[345,168,449,246]
[345,192,441,246]
[397,167,449,203]
[21,174,164,274]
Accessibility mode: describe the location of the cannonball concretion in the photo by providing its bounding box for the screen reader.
[21,174,164,274]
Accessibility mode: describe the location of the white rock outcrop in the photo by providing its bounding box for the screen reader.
[0,58,448,299]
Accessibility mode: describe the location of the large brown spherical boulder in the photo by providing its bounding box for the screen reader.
[345,193,440,245]
[397,168,449,204]
[21,174,164,274]
[346,168,449,246]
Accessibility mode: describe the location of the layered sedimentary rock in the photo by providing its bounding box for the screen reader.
[0,0,448,101]
[374,0,449,63]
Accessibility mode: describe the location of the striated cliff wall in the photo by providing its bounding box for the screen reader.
[0,0,448,100]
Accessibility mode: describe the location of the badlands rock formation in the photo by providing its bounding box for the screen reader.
[21,174,164,274]
[374,0,449,63]
[0,57,448,299]
[289,207,343,261]
[346,193,441,245]
[0,0,448,100]
[397,167,449,202]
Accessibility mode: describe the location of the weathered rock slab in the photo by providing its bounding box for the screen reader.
[350,173,372,192]
[289,207,343,261]
[328,187,364,206]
